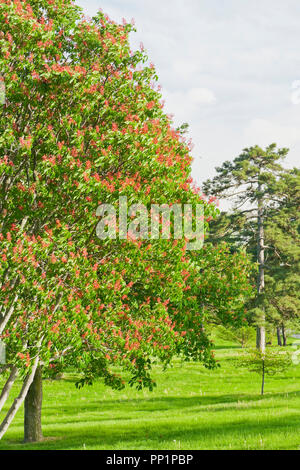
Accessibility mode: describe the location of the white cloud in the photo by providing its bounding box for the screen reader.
[163,88,216,125]
[187,88,217,105]
[76,0,300,185]
[244,118,300,148]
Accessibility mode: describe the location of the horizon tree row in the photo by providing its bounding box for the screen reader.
[0,0,252,442]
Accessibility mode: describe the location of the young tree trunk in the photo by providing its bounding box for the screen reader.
[256,187,265,353]
[281,324,287,347]
[24,366,43,443]
[261,359,265,396]
[277,327,282,346]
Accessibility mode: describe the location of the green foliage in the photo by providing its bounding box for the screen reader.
[237,348,292,376]
[216,325,256,348]
[236,348,292,394]
[263,168,300,329]
[203,143,289,208]
[176,122,189,136]
[0,0,213,388]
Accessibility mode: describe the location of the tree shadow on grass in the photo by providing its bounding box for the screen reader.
[1,389,300,450]
[43,387,300,414]
[2,410,300,450]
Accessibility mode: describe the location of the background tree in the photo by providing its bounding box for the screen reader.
[0,0,252,442]
[205,165,300,346]
[203,144,293,352]
[263,168,300,345]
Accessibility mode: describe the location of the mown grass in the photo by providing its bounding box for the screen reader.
[0,338,300,450]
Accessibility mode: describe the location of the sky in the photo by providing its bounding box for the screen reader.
[76,0,300,188]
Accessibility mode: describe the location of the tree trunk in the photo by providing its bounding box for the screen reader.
[0,294,19,336]
[24,366,43,443]
[256,325,265,352]
[261,359,265,396]
[281,324,287,347]
[277,327,282,346]
[256,326,261,349]
[256,186,265,353]
[0,355,40,441]
[0,366,18,413]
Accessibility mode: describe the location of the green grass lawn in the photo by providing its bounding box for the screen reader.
[0,340,300,450]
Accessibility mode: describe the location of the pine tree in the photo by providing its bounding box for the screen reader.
[203,144,291,352]
[263,168,300,343]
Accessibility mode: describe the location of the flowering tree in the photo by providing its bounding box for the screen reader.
[0,0,252,442]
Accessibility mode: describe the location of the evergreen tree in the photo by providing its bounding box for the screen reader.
[202,144,292,352]
[264,168,300,343]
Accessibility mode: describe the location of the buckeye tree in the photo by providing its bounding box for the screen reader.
[0,0,252,442]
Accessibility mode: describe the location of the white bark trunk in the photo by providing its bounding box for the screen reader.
[0,366,18,413]
[0,356,39,440]
[0,294,19,336]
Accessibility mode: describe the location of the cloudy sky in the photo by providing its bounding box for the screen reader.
[76,0,300,187]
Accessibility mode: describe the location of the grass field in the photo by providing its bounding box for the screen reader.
[0,338,300,450]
